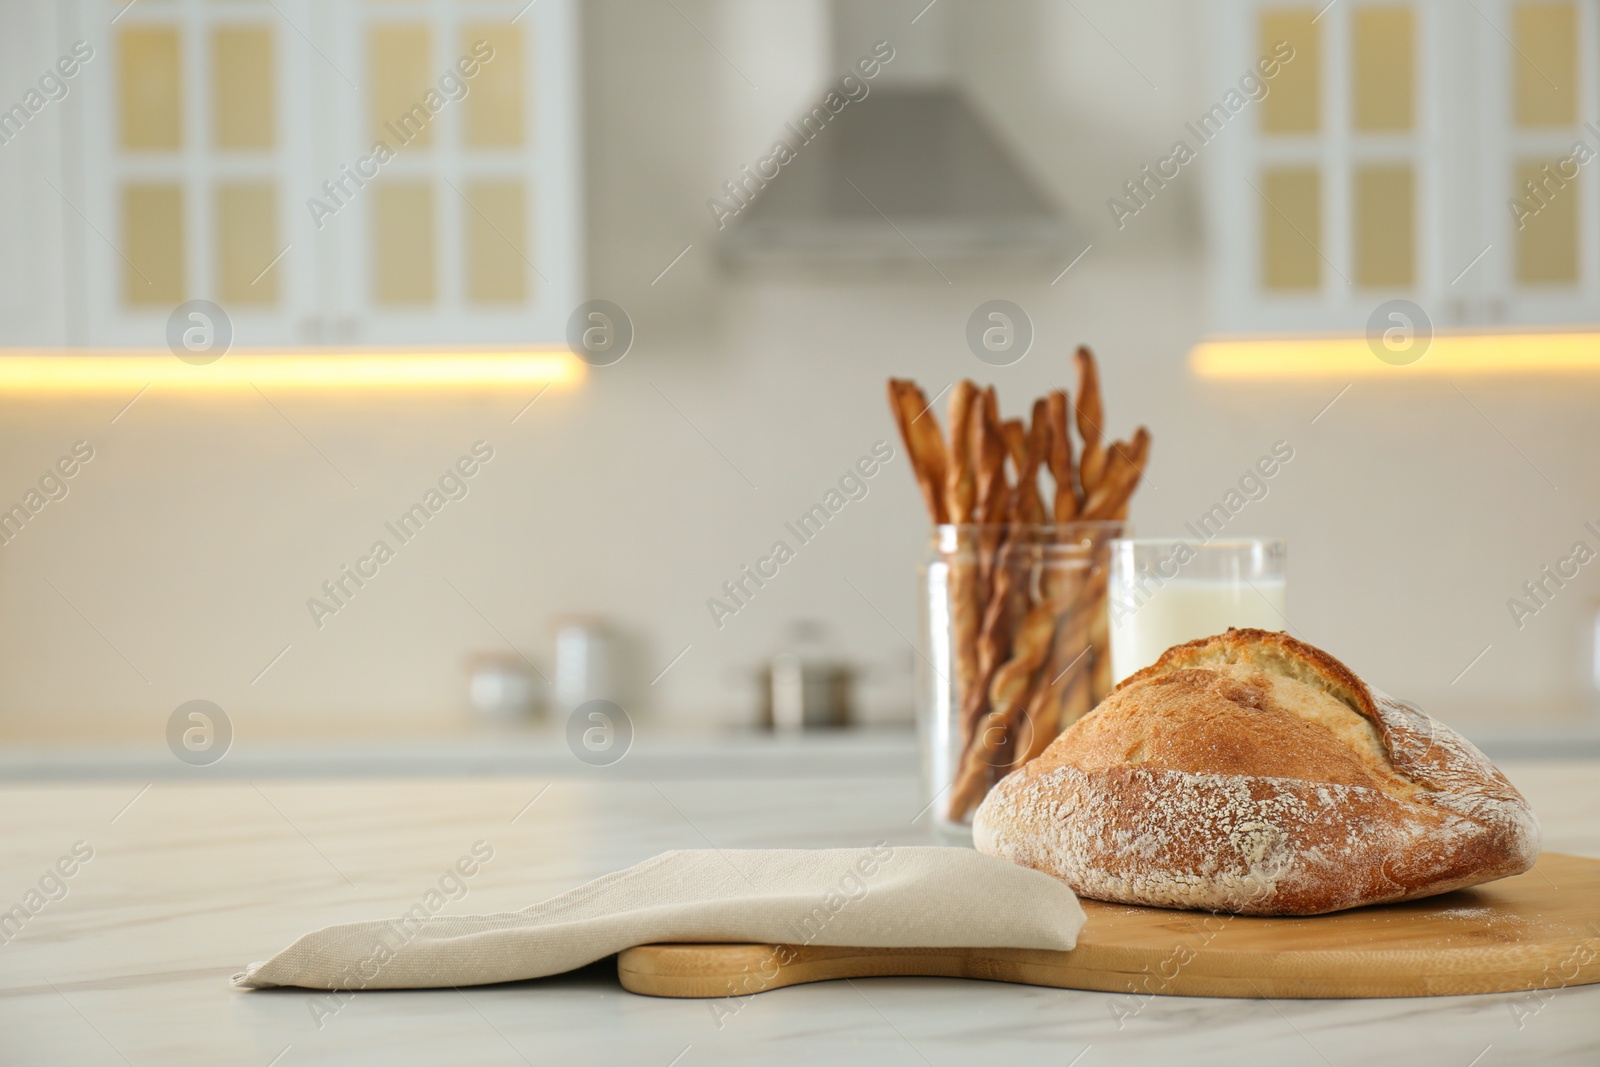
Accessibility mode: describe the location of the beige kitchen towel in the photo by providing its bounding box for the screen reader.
[234,845,1084,990]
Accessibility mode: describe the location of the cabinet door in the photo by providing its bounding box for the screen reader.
[77,0,320,346]
[1207,0,1451,335]
[1207,0,1600,336]
[318,0,580,346]
[1473,0,1600,327]
[71,0,579,348]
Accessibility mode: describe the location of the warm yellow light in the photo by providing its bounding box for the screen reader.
[1191,332,1600,378]
[0,349,585,391]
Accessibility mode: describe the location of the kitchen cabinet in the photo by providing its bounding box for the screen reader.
[59,0,580,348]
[1209,0,1600,334]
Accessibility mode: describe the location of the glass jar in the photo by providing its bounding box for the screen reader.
[1107,538,1287,685]
[917,521,1127,841]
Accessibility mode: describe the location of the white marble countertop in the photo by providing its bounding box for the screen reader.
[4,719,1598,780]
[2,761,1597,1066]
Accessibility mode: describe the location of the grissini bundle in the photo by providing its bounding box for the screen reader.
[885,348,1151,822]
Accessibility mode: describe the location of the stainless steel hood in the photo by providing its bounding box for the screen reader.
[718,0,1074,272]
[718,87,1075,271]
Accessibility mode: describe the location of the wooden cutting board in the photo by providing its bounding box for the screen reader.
[618,852,1600,999]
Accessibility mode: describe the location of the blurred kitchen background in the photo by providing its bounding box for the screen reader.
[2,0,1598,762]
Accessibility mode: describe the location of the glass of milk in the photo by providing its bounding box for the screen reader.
[1107,538,1287,685]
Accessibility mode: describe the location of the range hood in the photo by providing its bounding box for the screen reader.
[718,1,1075,272]
[719,87,1075,271]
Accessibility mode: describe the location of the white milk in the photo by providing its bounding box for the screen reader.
[1109,578,1287,684]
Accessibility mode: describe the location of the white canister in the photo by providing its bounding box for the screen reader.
[554,618,625,713]
[467,654,544,723]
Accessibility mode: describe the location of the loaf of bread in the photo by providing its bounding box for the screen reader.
[973,629,1540,915]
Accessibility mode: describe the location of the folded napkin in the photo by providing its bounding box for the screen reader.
[235,845,1084,991]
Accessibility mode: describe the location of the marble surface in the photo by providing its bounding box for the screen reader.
[1,761,1596,1066]
[0,729,922,781]
[4,720,1599,780]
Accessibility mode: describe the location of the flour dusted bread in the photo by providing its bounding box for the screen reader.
[972,629,1540,915]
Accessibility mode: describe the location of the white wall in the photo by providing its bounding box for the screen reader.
[0,0,71,347]
[1,0,1597,743]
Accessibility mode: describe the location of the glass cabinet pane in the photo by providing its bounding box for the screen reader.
[369,24,435,149]
[123,183,186,304]
[1261,167,1322,289]
[464,24,525,148]
[1352,6,1414,132]
[1513,2,1577,128]
[1515,159,1579,282]
[1260,8,1320,134]
[374,182,436,304]
[465,180,528,303]
[212,26,275,150]
[1353,164,1414,286]
[217,183,279,305]
[119,26,183,150]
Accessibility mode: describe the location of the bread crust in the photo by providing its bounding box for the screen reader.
[972,629,1540,915]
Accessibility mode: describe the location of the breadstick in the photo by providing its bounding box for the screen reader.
[944,381,979,523]
[1024,575,1100,758]
[973,388,1008,523]
[1014,566,1088,766]
[1001,419,1027,476]
[959,390,1011,750]
[1006,528,1118,775]
[1015,662,1061,766]
[949,582,1071,818]
[1015,399,1050,525]
[971,387,1009,593]
[1081,440,1132,518]
[963,399,1042,755]
[887,379,950,525]
[1074,348,1106,494]
[994,414,1032,638]
[1011,601,1075,767]
[1046,390,1079,521]
[1021,560,1099,755]
[1058,660,1095,731]
[981,402,1049,714]
[1082,427,1150,519]
[962,531,1027,751]
[1018,623,1091,766]
[985,403,1051,717]
[941,382,983,739]
[1108,428,1151,521]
